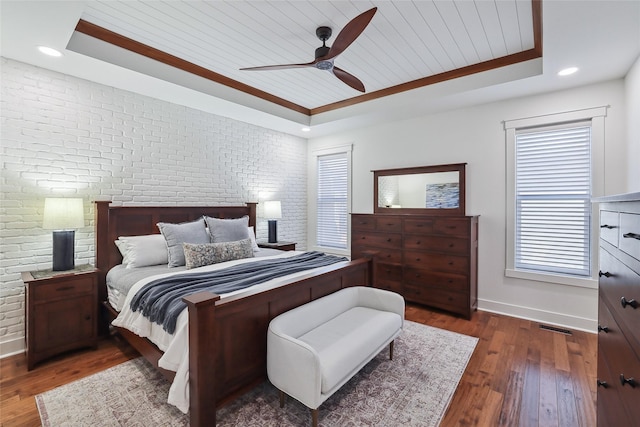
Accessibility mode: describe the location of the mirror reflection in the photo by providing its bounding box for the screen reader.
[378,171,460,209]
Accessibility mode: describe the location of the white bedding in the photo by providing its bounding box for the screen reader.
[111,250,337,413]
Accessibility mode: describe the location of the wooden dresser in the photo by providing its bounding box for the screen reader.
[594,193,640,425]
[351,213,478,319]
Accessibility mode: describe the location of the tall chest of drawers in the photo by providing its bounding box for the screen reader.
[594,193,640,425]
[351,213,478,319]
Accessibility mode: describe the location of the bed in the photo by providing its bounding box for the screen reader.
[94,201,372,426]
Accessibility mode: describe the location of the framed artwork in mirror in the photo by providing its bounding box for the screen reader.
[373,163,466,216]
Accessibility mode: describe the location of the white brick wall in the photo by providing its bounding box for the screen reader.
[0,58,308,356]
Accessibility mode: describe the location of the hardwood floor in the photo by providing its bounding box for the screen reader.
[0,304,597,426]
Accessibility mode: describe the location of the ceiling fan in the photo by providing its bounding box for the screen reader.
[240,7,377,93]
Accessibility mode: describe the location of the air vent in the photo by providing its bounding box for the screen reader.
[539,324,572,335]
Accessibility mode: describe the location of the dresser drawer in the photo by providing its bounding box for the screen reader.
[599,250,640,354]
[600,210,620,247]
[403,267,468,292]
[597,309,640,413]
[351,246,402,264]
[31,276,96,302]
[619,213,640,261]
[352,232,402,249]
[404,251,469,274]
[375,263,403,293]
[403,284,468,313]
[351,215,376,231]
[433,218,470,237]
[403,218,434,234]
[597,346,633,425]
[375,216,402,232]
[403,235,469,255]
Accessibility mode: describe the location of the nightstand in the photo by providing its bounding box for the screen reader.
[22,265,98,370]
[258,241,297,251]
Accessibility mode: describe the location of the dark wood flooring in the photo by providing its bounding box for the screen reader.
[0,304,597,426]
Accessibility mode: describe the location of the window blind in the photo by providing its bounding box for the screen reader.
[515,123,592,277]
[317,152,348,249]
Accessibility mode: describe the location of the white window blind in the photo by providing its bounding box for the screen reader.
[317,152,348,249]
[515,122,592,277]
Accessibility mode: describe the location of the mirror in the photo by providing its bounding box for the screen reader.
[374,163,466,215]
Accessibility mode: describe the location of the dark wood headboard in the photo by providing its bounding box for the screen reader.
[94,201,257,301]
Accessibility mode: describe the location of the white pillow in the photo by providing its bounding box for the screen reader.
[116,234,168,268]
[247,226,260,252]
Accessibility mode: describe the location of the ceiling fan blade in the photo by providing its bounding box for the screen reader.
[325,7,377,60]
[240,62,314,71]
[333,66,365,92]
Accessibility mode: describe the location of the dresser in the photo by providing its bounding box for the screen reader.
[22,265,98,370]
[351,213,478,319]
[594,193,640,425]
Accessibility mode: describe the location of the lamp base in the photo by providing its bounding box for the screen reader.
[52,230,75,271]
[268,220,278,243]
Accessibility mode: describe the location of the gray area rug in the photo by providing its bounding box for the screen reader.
[36,320,478,426]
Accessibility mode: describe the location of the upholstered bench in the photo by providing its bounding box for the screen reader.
[267,286,405,426]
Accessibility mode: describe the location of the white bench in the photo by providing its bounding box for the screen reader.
[267,286,405,426]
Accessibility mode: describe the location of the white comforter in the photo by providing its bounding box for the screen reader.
[112,250,322,413]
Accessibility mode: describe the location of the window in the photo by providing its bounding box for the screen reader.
[316,152,349,249]
[505,107,607,288]
[515,123,592,276]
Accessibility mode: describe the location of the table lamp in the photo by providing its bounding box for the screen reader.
[264,201,282,243]
[43,198,84,271]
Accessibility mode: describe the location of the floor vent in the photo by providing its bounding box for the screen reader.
[539,324,572,335]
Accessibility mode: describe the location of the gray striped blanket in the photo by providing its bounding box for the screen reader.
[130,251,348,333]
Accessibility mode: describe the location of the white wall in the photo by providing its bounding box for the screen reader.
[625,55,640,192]
[308,79,628,332]
[0,58,308,357]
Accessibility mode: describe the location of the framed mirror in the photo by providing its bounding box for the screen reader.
[374,163,466,216]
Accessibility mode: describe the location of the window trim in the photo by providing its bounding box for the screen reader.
[309,144,352,256]
[504,107,607,288]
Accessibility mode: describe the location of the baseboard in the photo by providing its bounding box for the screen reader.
[478,298,597,334]
[0,337,25,359]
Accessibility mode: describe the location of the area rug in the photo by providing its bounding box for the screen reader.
[36,320,478,426]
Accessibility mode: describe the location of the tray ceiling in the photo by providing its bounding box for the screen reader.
[69,0,540,115]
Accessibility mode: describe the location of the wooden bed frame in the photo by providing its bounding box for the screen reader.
[94,201,371,426]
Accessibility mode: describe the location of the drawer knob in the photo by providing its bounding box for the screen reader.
[85,315,91,321]
[623,232,640,241]
[620,297,638,309]
[597,325,610,333]
[598,271,612,278]
[596,380,608,388]
[386,238,392,242]
[600,224,616,229]
[619,374,637,388]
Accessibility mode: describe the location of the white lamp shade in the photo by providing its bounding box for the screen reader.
[43,198,85,230]
[263,200,282,219]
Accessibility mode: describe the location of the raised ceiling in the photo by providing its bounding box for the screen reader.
[70,0,540,115]
[1,1,639,137]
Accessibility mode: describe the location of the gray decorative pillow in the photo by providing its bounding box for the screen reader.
[183,238,254,269]
[157,218,209,267]
[205,215,250,243]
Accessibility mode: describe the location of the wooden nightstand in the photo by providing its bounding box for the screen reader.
[22,265,98,370]
[258,241,297,251]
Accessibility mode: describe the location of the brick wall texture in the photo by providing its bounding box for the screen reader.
[0,58,308,353]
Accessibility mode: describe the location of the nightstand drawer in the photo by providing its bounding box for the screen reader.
[32,275,95,302]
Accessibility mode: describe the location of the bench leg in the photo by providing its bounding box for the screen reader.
[311,408,319,427]
[279,390,286,408]
[390,340,394,360]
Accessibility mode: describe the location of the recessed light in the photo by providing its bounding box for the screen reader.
[301,127,311,132]
[38,46,62,57]
[558,67,578,76]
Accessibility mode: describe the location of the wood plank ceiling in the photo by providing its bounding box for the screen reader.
[72,0,541,116]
